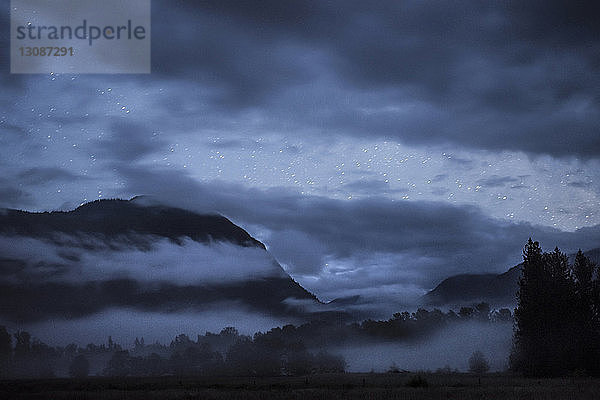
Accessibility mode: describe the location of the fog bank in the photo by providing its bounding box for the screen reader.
[3,305,297,347]
[337,321,513,372]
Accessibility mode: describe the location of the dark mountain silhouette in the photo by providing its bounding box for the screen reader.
[423,248,600,306]
[0,197,264,249]
[0,198,320,322]
[422,266,520,306]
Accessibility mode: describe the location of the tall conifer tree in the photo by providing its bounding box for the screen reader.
[512,240,599,376]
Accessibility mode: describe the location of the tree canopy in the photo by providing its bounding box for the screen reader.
[511,239,600,376]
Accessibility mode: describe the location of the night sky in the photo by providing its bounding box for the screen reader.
[1,0,599,303]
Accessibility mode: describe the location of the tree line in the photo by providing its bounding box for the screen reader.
[0,326,345,378]
[0,302,511,378]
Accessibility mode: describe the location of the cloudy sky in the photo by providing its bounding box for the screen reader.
[1,1,599,303]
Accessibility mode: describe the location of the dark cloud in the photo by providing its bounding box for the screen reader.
[204,138,247,149]
[150,1,316,107]
[0,123,27,137]
[444,156,474,168]
[476,175,520,188]
[431,174,448,183]
[343,179,391,195]
[568,181,591,188]
[139,0,600,157]
[429,187,449,196]
[0,181,33,208]
[1,1,599,157]
[1,1,599,158]
[509,184,529,190]
[17,167,86,185]
[96,120,165,162]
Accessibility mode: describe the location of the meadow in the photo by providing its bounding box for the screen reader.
[2,372,599,400]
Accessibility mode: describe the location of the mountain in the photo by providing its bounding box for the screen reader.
[422,266,520,307]
[0,198,318,323]
[423,248,600,307]
[0,197,264,249]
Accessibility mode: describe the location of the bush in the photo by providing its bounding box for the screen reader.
[468,350,490,374]
[69,354,90,378]
[405,375,428,388]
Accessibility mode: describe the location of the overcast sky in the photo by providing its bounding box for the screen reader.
[1,0,599,301]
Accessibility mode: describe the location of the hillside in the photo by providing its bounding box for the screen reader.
[0,198,318,323]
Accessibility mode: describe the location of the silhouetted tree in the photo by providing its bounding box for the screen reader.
[144,353,166,376]
[284,342,312,375]
[13,331,31,359]
[0,326,10,377]
[103,350,131,376]
[69,354,90,378]
[225,337,280,376]
[474,303,491,321]
[468,350,490,374]
[63,343,78,358]
[313,350,345,373]
[512,240,595,376]
[30,339,57,378]
[491,308,512,323]
[572,250,600,374]
[512,239,549,375]
[220,327,239,337]
[0,326,10,358]
[459,307,474,319]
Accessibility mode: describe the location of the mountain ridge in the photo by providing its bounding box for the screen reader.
[0,198,265,249]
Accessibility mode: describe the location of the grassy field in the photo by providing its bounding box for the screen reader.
[2,373,599,399]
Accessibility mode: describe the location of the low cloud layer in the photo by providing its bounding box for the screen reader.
[0,228,312,323]
[0,235,284,285]
[3,305,296,347]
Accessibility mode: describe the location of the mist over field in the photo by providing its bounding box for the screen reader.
[337,321,513,373]
[3,305,295,348]
[2,309,515,375]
